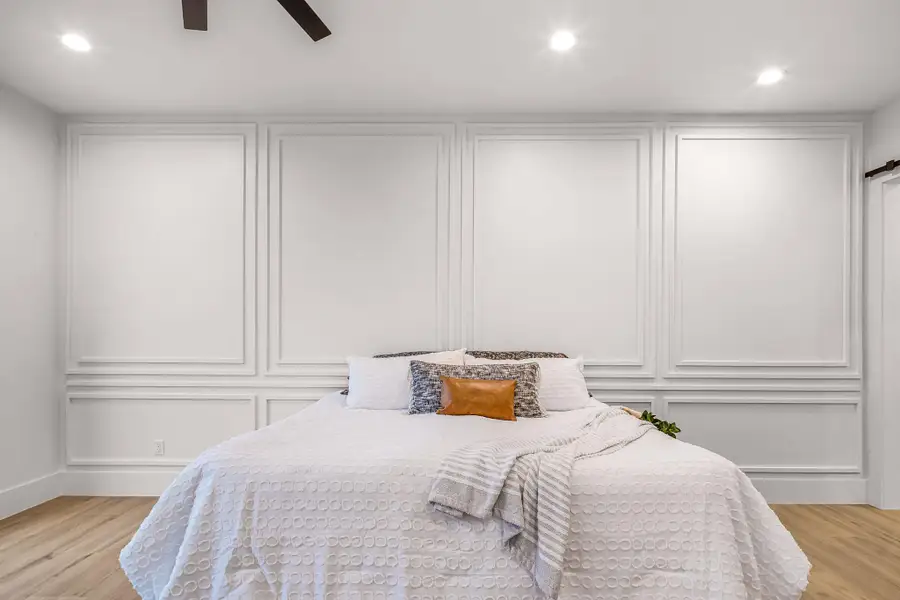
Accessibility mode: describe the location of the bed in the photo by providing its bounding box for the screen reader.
[120,392,810,600]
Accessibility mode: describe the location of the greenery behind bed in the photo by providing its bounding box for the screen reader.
[639,411,681,438]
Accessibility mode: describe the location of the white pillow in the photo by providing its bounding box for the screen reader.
[346,350,466,410]
[464,355,592,411]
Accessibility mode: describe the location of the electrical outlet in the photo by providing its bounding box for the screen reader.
[153,439,165,456]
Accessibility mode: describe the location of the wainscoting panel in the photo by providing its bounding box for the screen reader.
[464,124,655,377]
[667,396,861,473]
[67,124,257,375]
[268,123,453,376]
[66,393,256,466]
[264,396,318,425]
[61,117,867,504]
[664,124,862,379]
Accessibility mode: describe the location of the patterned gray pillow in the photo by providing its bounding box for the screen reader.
[408,360,545,418]
[467,350,568,360]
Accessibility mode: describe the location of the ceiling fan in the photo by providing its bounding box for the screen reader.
[181,0,331,41]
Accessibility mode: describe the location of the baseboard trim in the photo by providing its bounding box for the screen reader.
[63,469,181,496]
[0,471,64,520]
[751,475,868,504]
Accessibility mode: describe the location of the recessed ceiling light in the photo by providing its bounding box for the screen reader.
[756,67,785,86]
[549,30,577,53]
[61,32,91,52]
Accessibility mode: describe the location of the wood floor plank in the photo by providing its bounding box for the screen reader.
[0,497,104,551]
[771,504,900,600]
[88,566,142,600]
[0,498,152,600]
[27,507,149,598]
[0,498,897,600]
[0,498,136,583]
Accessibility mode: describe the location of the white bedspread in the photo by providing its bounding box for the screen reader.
[121,392,810,600]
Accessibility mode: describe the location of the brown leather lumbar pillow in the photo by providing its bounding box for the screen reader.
[437,376,517,421]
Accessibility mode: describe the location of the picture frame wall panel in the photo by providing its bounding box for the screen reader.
[663,124,862,379]
[463,124,656,378]
[66,393,256,466]
[267,123,454,376]
[66,123,257,375]
[263,394,320,425]
[666,395,861,473]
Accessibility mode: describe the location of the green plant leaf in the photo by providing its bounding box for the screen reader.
[637,409,680,439]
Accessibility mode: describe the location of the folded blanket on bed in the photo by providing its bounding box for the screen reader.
[428,407,653,600]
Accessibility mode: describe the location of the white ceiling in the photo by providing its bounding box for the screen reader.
[1,0,899,115]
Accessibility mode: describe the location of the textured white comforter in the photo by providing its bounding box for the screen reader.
[121,392,810,600]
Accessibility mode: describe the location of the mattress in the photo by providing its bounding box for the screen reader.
[121,392,810,600]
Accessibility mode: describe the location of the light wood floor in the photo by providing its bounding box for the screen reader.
[0,498,898,599]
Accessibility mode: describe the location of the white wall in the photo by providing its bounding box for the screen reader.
[64,118,865,503]
[866,96,900,508]
[0,85,61,518]
[868,97,900,168]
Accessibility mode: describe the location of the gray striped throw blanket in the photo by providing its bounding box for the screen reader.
[428,408,653,599]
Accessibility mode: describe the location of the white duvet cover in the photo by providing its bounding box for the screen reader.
[121,392,809,600]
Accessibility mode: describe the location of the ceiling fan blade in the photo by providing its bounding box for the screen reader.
[275,0,332,41]
[182,0,208,31]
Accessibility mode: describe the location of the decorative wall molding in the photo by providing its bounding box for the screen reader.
[66,123,258,376]
[266,123,455,376]
[65,376,351,390]
[666,393,862,474]
[463,123,658,377]
[66,392,256,466]
[262,393,321,425]
[665,394,860,405]
[59,117,867,505]
[663,124,863,380]
[62,376,863,394]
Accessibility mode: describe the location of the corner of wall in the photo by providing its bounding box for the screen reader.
[0,471,64,521]
[0,84,65,517]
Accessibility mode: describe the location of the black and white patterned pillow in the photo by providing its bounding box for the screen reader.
[467,350,568,360]
[408,360,545,418]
